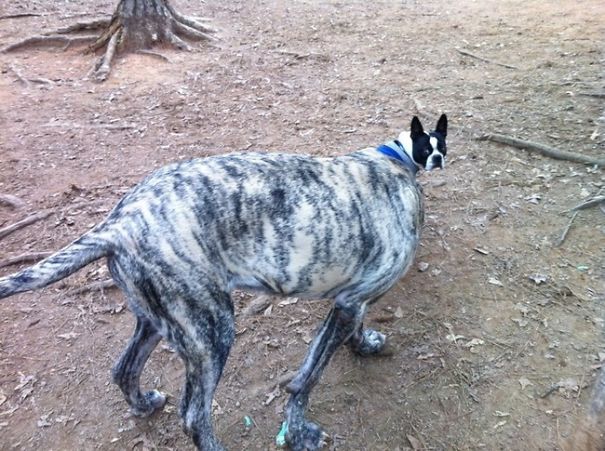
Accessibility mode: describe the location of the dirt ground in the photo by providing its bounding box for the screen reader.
[0,0,604,450]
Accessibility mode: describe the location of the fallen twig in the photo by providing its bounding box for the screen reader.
[579,92,605,99]
[66,279,116,296]
[0,211,52,240]
[0,252,53,269]
[556,211,578,247]
[412,98,436,120]
[540,383,560,399]
[6,64,30,87]
[0,13,44,20]
[6,64,55,87]
[569,196,605,212]
[477,134,605,167]
[456,48,518,70]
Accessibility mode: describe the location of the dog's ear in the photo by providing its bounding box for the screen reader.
[436,114,447,137]
[410,116,424,140]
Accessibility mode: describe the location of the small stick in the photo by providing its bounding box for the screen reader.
[412,97,437,119]
[556,211,578,247]
[477,134,605,167]
[0,194,26,209]
[0,211,52,240]
[540,383,560,399]
[66,279,116,296]
[0,13,44,20]
[579,92,605,99]
[456,48,518,70]
[0,252,53,269]
[570,196,605,212]
[6,64,30,87]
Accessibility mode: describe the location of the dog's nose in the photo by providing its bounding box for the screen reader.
[432,154,443,168]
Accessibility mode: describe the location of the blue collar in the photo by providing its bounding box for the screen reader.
[376,140,418,175]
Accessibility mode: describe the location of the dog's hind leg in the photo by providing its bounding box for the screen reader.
[284,296,367,450]
[171,287,235,451]
[112,315,165,417]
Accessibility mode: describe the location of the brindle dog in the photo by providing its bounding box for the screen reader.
[0,115,447,450]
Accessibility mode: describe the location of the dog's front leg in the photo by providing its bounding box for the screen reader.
[283,299,363,450]
[112,315,165,417]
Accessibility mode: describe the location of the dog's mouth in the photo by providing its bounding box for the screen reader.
[425,154,445,171]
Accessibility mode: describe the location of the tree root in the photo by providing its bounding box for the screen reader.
[1,2,217,82]
[91,30,120,82]
[1,34,98,53]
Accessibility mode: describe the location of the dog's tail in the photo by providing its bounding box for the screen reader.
[0,230,112,300]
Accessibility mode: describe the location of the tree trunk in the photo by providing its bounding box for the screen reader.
[1,0,215,82]
[95,0,213,53]
[88,0,215,80]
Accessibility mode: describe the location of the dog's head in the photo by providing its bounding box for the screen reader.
[398,114,448,171]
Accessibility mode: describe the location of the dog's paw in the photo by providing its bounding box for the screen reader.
[350,329,388,356]
[131,390,167,417]
[285,419,329,451]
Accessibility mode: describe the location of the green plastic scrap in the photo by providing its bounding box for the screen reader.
[243,415,253,429]
[275,421,288,448]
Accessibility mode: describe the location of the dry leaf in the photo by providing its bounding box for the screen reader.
[394,306,404,319]
[278,298,298,307]
[406,434,422,450]
[518,377,533,390]
[528,274,548,285]
[488,277,503,287]
[57,332,78,340]
[464,338,485,348]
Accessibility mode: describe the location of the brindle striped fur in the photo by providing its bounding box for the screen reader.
[0,115,447,450]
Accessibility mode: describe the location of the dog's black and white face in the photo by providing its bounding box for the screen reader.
[399,114,448,171]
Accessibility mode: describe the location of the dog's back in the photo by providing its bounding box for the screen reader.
[104,149,423,300]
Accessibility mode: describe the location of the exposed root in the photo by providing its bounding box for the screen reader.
[172,19,216,42]
[92,30,120,82]
[165,29,194,51]
[61,35,99,51]
[2,35,77,53]
[52,18,110,35]
[165,4,216,34]
[89,19,122,53]
[136,49,172,63]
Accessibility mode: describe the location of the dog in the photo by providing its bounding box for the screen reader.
[0,114,447,450]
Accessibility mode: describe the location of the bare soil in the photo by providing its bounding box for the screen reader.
[1,0,604,450]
